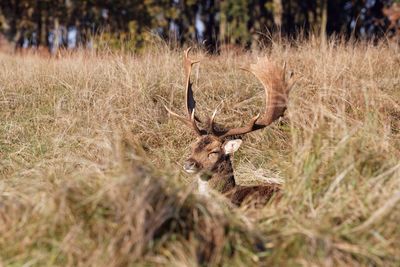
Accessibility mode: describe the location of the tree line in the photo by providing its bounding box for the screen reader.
[0,0,398,53]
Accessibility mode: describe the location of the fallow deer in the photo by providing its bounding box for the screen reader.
[165,48,295,206]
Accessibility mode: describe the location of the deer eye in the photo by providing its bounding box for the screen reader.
[208,151,219,159]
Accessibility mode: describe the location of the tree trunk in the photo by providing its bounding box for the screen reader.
[219,6,227,45]
[320,0,328,41]
[273,0,283,27]
[52,17,60,55]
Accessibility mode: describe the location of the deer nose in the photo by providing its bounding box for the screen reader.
[183,160,198,173]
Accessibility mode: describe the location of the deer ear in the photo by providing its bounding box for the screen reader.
[223,139,242,154]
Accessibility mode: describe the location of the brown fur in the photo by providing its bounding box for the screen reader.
[227,185,281,206]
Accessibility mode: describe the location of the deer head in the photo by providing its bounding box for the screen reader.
[165,48,295,194]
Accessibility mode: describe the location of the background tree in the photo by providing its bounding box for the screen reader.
[0,0,397,53]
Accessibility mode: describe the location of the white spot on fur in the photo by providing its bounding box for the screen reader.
[197,176,210,197]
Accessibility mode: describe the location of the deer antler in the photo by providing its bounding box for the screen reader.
[217,57,295,138]
[165,47,203,135]
[166,51,295,138]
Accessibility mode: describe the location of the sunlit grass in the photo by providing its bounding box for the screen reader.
[1,38,400,266]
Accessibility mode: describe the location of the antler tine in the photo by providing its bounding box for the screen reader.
[220,57,292,139]
[165,105,203,136]
[207,108,218,134]
[164,104,192,127]
[219,114,260,138]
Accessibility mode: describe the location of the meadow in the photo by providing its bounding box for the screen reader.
[1,38,400,266]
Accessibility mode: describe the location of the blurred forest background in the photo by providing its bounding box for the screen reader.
[0,0,399,53]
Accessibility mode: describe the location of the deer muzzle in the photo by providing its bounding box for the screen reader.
[183,159,201,174]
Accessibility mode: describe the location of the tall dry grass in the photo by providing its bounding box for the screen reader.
[1,38,400,266]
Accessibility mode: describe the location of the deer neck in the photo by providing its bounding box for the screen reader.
[208,172,236,193]
[197,155,236,195]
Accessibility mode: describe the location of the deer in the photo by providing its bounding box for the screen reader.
[165,48,295,206]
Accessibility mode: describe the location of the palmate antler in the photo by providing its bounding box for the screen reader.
[166,48,295,138]
[216,58,296,138]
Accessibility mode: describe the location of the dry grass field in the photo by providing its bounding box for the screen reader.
[1,38,400,266]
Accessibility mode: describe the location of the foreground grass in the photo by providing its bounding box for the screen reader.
[1,39,400,266]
